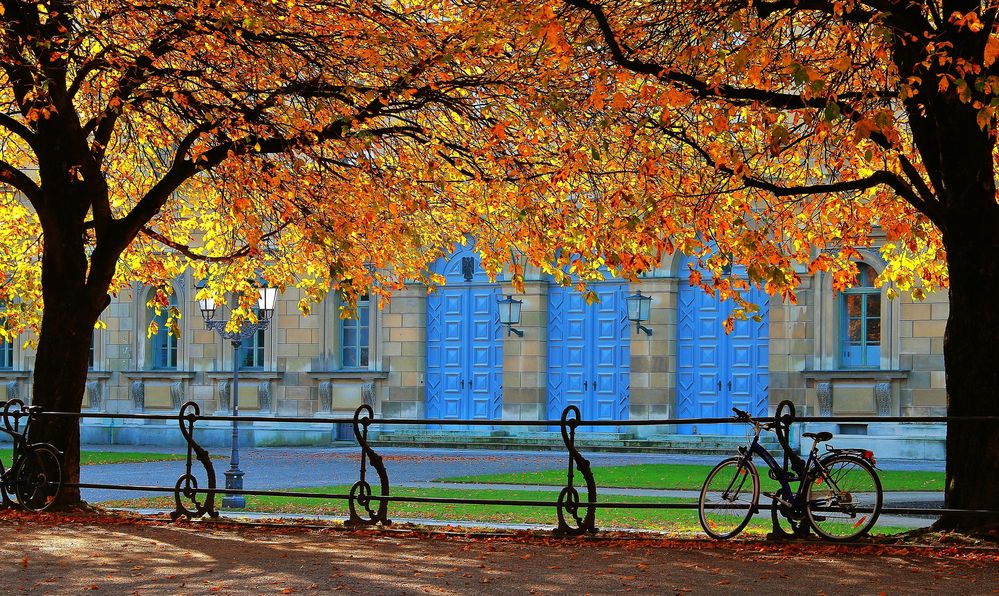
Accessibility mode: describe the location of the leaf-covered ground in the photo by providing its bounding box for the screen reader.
[0,511,995,595]
[105,485,910,536]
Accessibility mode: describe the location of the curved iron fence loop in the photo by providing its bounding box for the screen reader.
[774,400,803,476]
[555,405,597,535]
[171,402,218,520]
[0,399,25,507]
[769,399,809,539]
[2,398,25,434]
[347,404,390,527]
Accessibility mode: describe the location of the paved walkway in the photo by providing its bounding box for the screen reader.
[2,517,996,595]
[81,446,685,502]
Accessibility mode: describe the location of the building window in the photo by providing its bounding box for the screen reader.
[89,332,96,370]
[0,335,12,370]
[150,302,178,370]
[0,305,11,369]
[237,310,266,370]
[341,294,370,369]
[840,263,880,368]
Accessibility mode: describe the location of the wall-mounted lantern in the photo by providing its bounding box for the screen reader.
[497,294,524,337]
[626,290,653,336]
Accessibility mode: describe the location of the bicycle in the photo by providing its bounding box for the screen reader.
[697,402,883,541]
[1,399,63,512]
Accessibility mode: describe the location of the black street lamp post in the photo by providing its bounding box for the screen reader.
[198,286,277,509]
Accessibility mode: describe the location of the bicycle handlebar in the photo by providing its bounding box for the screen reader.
[732,407,776,431]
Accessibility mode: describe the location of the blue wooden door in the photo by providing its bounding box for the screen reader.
[547,283,630,431]
[426,247,503,426]
[676,284,769,435]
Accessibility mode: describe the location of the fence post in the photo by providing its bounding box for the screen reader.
[768,400,809,539]
[347,404,391,526]
[171,401,218,520]
[555,405,597,535]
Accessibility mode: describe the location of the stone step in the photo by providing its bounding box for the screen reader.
[369,431,782,454]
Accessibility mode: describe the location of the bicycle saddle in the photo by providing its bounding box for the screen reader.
[803,431,833,442]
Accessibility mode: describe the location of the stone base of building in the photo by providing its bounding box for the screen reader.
[797,422,945,460]
[77,418,350,449]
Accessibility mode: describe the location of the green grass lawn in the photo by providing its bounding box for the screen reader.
[105,485,907,536]
[1,449,188,468]
[437,463,944,492]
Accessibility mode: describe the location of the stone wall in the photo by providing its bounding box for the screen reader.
[3,253,949,455]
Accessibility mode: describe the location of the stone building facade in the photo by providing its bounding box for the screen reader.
[0,245,947,458]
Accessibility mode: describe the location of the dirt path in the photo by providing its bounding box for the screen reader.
[1,515,995,595]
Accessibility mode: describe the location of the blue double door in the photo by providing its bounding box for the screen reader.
[426,285,504,424]
[676,284,769,435]
[546,283,630,431]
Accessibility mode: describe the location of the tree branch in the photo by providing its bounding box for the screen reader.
[565,0,896,110]
[140,221,291,262]
[83,21,194,164]
[0,160,42,208]
[0,112,38,152]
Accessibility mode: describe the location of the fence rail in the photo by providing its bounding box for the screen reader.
[3,401,998,537]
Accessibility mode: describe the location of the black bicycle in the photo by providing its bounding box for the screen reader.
[698,403,883,541]
[1,399,63,511]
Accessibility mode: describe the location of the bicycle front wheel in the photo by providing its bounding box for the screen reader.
[15,444,63,512]
[698,457,759,539]
[805,455,882,541]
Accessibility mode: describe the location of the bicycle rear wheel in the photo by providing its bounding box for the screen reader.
[805,455,882,541]
[15,444,63,512]
[698,457,759,539]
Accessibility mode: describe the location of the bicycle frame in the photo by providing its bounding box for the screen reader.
[737,430,819,510]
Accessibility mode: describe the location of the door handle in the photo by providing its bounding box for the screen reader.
[583,381,588,390]
[727,381,732,391]
[459,379,464,390]
[717,381,721,391]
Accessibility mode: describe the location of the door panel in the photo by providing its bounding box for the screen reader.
[547,283,629,430]
[677,283,769,435]
[426,284,503,425]
[469,287,502,421]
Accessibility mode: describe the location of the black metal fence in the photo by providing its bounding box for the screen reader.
[4,401,999,537]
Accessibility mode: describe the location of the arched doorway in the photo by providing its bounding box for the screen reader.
[425,246,503,424]
[676,261,769,435]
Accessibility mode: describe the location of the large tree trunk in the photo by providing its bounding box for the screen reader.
[935,200,999,531]
[28,199,109,506]
[30,296,97,505]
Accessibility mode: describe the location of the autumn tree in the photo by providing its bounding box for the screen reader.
[0,0,609,503]
[518,0,998,529]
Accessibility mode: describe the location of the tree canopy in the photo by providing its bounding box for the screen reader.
[540,0,998,527]
[0,0,996,526]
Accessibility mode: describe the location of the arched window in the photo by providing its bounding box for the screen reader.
[149,293,178,370]
[840,263,880,368]
[341,294,370,369]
